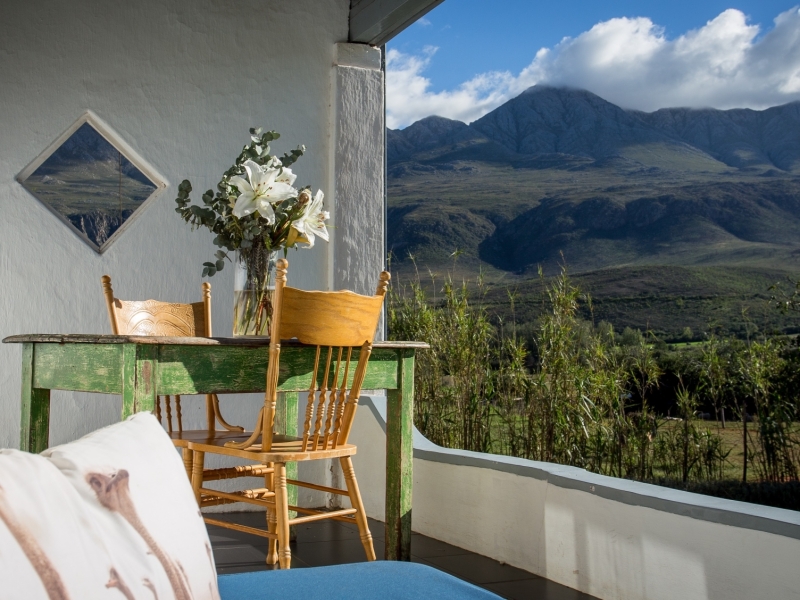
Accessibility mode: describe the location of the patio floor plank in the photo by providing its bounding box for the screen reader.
[207,512,599,599]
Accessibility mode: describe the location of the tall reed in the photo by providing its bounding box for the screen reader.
[388,265,744,484]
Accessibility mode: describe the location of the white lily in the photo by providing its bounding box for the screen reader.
[275,166,297,186]
[290,190,329,248]
[229,160,297,222]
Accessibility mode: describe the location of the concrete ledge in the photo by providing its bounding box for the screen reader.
[358,396,800,541]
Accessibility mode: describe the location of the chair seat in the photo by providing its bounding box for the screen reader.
[187,434,358,462]
[169,429,262,447]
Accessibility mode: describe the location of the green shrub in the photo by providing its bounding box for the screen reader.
[388,263,800,499]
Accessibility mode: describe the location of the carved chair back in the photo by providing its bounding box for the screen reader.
[100,276,237,435]
[101,276,211,338]
[234,259,389,453]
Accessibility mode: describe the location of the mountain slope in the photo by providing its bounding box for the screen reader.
[633,102,800,172]
[387,116,484,163]
[469,86,721,170]
[387,86,800,278]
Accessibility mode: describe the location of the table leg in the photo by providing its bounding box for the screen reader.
[122,344,158,418]
[20,343,51,453]
[276,392,299,514]
[385,349,414,561]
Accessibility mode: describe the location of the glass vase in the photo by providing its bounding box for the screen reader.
[232,245,279,336]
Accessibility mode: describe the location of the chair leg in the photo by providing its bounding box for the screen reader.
[265,462,278,565]
[274,463,291,569]
[340,456,376,561]
[191,451,205,507]
[182,447,193,481]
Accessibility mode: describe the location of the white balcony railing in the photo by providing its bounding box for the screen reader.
[350,396,800,600]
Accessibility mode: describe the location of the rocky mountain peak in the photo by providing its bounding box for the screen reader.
[470,85,673,158]
[388,115,482,162]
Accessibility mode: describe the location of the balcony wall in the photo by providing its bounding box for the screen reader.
[350,396,800,600]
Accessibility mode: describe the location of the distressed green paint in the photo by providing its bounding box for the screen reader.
[385,349,415,561]
[20,343,51,453]
[27,388,51,454]
[156,346,398,394]
[32,343,123,393]
[134,344,158,413]
[122,344,137,418]
[157,345,269,394]
[275,392,299,517]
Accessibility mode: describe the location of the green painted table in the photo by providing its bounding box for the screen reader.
[3,334,426,562]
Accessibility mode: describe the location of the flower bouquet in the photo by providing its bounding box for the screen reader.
[175,128,329,335]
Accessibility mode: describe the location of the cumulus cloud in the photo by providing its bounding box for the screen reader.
[386,7,800,128]
[386,47,521,128]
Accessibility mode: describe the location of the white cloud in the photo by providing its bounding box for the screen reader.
[387,7,800,128]
[385,47,520,128]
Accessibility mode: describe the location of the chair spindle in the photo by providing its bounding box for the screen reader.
[301,346,321,452]
[175,395,183,434]
[331,347,353,448]
[165,396,173,434]
[312,347,333,450]
[323,348,344,448]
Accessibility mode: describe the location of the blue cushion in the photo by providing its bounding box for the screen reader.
[218,561,501,599]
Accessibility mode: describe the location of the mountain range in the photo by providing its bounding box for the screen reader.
[390,86,800,173]
[388,86,800,273]
[386,86,800,339]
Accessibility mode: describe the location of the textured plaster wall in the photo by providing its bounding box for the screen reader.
[0,0,350,448]
[333,44,385,300]
[350,397,800,600]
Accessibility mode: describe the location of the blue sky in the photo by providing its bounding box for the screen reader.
[386,2,800,128]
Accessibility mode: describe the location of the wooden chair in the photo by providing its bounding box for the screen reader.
[187,258,389,569]
[100,275,244,476]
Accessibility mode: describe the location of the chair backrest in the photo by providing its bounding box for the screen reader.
[261,259,389,453]
[101,275,212,337]
[100,275,216,435]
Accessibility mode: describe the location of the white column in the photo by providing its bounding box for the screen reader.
[332,43,384,302]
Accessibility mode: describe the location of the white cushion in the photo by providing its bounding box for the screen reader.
[0,413,219,599]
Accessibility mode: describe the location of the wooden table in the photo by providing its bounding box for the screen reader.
[3,334,426,561]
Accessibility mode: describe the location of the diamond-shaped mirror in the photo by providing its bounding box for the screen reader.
[18,113,165,253]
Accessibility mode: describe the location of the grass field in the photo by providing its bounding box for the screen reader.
[391,262,800,341]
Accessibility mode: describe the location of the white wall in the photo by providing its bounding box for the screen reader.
[350,397,800,600]
[0,0,351,447]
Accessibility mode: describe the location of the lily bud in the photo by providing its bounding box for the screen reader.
[297,189,312,207]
